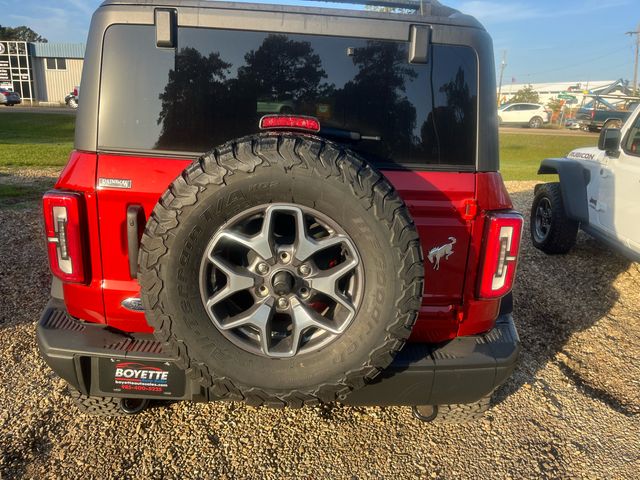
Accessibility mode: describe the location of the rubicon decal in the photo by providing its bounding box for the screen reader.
[114,362,169,391]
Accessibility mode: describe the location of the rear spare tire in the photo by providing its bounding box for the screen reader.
[138,133,423,407]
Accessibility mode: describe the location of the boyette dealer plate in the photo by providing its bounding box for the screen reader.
[98,358,186,397]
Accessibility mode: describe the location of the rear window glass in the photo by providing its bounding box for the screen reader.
[99,25,477,168]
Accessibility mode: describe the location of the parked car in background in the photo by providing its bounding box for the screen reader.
[498,103,550,128]
[575,100,638,132]
[563,118,581,130]
[65,86,80,109]
[0,87,22,106]
[531,103,640,261]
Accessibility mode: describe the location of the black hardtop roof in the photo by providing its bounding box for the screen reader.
[99,0,483,29]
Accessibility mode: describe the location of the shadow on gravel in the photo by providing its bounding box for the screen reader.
[494,189,635,416]
[0,174,56,331]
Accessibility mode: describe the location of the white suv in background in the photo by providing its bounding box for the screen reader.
[498,103,550,128]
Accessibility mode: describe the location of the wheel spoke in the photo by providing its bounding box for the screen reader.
[206,255,255,306]
[291,297,342,338]
[291,207,348,262]
[213,208,278,261]
[221,300,274,355]
[307,258,358,314]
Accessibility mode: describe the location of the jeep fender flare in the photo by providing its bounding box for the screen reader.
[536,158,590,224]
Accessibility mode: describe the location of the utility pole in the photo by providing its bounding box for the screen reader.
[627,23,640,95]
[496,50,507,107]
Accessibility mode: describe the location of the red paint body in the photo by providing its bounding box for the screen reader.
[52,151,514,342]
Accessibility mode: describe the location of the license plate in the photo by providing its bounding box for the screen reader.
[98,357,186,397]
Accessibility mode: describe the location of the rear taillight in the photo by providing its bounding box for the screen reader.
[259,115,321,132]
[591,110,595,119]
[477,212,523,299]
[43,191,87,283]
[73,88,78,97]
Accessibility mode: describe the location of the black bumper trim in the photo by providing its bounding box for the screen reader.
[37,299,520,406]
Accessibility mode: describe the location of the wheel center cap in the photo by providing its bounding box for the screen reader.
[272,270,295,295]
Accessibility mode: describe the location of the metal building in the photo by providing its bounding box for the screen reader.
[28,43,85,105]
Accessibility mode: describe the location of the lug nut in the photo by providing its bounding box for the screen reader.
[298,264,311,276]
[257,285,269,297]
[257,262,269,275]
[277,297,289,309]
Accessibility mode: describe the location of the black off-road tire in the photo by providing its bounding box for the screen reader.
[434,396,491,423]
[530,182,578,254]
[138,133,424,408]
[69,390,150,416]
[69,389,125,416]
[413,396,491,423]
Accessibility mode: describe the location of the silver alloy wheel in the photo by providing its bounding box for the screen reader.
[199,203,363,358]
[530,117,542,128]
[534,197,553,242]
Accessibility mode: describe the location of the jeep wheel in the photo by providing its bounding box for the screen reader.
[69,389,149,416]
[139,133,423,407]
[68,98,78,109]
[530,182,578,254]
[529,116,543,129]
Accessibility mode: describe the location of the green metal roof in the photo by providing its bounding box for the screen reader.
[28,43,85,59]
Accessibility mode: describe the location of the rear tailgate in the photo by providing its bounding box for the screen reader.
[384,171,475,341]
[96,156,476,339]
[96,154,191,332]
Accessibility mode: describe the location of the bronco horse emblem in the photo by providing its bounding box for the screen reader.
[427,237,457,271]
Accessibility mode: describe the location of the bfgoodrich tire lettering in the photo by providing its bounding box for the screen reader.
[138,133,424,407]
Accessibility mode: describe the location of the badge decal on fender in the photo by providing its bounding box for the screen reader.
[427,237,456,270]
[98,177,132,189]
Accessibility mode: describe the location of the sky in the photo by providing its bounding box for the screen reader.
[1,0,639,85]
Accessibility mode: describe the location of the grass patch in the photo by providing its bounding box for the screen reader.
[500,133,597,181]
[0,183,49,207]
[0,112,75,167]
[0,184,45,198]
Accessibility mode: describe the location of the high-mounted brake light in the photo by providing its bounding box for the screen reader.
[477,212,523,299]
[43,191,87,283]
[259,115,321,132]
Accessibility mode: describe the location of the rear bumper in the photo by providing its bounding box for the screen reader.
[37,299,519,406]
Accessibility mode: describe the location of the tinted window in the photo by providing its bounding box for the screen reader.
[99,25,477,168]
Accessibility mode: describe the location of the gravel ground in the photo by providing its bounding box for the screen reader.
[1,174,638,479]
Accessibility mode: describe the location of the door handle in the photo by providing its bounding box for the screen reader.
[127,205,146,279]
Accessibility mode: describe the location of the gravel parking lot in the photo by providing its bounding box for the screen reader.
[1,172,638,479]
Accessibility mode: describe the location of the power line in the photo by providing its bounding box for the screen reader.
[512,46,631,79]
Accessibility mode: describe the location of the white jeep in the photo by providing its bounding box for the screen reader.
[531,104,640,261]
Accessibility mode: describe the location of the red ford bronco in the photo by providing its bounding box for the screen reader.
[37,0,522,421]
